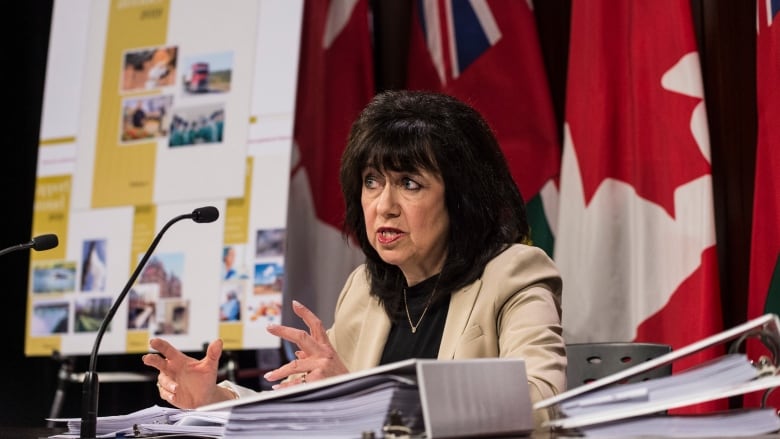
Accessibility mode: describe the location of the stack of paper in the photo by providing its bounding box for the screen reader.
[579,409,780,438]
[136,410,230,438]
[198,357,533,438]
[49,358,532,438]
[224,376,421,438]
[536,314,780,437]
[47,405,229,438]
[49,375,421,439]
[560,354,761,419]
[548,354,780,432]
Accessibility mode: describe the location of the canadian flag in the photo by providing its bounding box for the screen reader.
[555,0,724,412]
[406,0,560,255]
[745,0,780,408]
[284,0,373,328]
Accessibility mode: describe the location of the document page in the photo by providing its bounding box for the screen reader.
[578,408,780,437]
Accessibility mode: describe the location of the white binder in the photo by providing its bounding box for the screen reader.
[536,313,780,431]
[200,357,535,438]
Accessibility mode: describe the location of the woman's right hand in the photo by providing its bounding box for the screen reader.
[142,338,235,409]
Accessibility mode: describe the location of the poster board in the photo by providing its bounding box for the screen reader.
[26,0,302,356]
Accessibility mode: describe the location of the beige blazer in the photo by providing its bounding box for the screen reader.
[327,243,566,426]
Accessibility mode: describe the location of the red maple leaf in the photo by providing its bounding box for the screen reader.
[566,1,711,219]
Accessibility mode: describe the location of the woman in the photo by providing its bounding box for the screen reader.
[143,90,566,426]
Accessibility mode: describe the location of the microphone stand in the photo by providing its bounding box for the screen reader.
[80,207,218,438]
[0,234,58,257]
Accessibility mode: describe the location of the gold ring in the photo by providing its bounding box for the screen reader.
[301,372,307,384]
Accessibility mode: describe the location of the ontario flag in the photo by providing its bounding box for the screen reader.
[285,0,372,328]
[406,0,560,255]
[745,0,780,409]
[555,0,724,412]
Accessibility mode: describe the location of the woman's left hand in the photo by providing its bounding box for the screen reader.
[263,300,349,388]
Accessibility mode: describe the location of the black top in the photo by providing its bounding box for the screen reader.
[379,274,450,364]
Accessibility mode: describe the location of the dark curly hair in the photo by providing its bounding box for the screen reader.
[339,90,529,318]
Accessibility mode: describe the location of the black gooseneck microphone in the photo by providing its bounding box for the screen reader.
[80,206,219,438]
[0,234,59,256]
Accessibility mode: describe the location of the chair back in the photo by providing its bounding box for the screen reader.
[565,342,672,389]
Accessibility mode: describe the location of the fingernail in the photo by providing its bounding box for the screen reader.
[266,323,278,330]
[263,372,273,379]
[271,384,280,390]
[292,300,302,308]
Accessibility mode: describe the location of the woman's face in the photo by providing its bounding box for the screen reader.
[361,166,449,285]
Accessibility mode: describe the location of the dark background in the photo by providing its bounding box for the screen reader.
[1,0,756,427]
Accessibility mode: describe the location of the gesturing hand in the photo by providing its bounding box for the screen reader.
[142,338,233,408]
[264,300,349,388]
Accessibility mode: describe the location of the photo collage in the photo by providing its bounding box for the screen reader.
[219,228,285,328]
[119,46,231,148]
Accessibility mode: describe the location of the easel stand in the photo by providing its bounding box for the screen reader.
[47,351,156,427]
[48,351,74,427]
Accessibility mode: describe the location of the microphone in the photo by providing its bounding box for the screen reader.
[80,206,219,438]
[0,234,59,256]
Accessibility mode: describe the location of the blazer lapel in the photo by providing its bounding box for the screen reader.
[351,294,392,369]
[438,278,482,358]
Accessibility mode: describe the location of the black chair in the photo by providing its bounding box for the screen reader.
[565,342,673,389]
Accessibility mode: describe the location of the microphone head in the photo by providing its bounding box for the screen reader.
[31,234,59,251]
[191,206,219,223]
